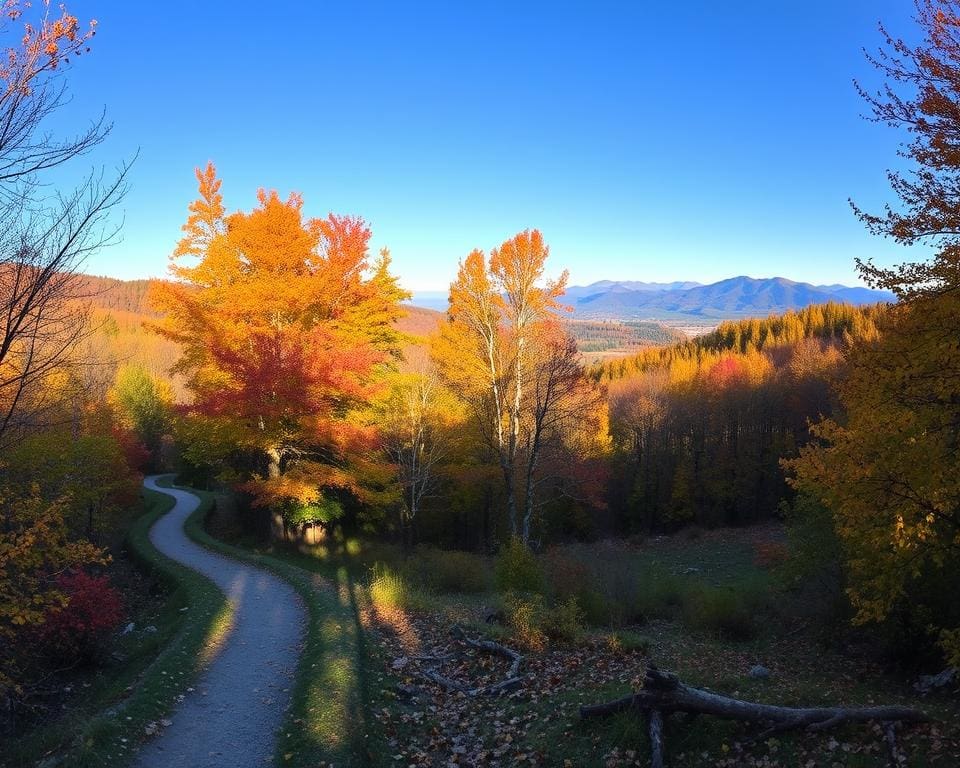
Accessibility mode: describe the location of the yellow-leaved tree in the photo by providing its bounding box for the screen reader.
[434,230,608,545]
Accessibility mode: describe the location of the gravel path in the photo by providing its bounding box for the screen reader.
[135,476,306,768]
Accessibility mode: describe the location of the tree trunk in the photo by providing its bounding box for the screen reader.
[266,446,281,478]
[501,457,517,537]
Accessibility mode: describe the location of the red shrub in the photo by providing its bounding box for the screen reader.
[40,571,124,661]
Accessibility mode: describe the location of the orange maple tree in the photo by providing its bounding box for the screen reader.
[152,163,407,522]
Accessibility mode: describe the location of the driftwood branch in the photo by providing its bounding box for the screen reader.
[416,625,523,696]
[581,665,928,767]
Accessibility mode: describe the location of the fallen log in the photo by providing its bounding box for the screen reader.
[581,665,928,766]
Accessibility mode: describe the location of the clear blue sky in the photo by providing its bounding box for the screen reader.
[55,0,919,290]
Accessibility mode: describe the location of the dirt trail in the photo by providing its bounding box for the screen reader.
[135,476,305,768]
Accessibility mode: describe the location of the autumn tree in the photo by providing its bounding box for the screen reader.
[852,0,960,300]
[0,489,103,699]
[600,306,869,533]
[788,298,960,663]
[516,326,608,540]
[108,363,173,468]
[152,164,407,530]
[435,230,605,544]
[0,3,130,704]
[791,0,960,666]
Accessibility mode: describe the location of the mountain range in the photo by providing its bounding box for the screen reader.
[561,276,895,321]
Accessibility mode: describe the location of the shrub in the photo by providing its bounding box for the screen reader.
[543,549,613,625]
[543,549,592,600]
[494,538,545,595]
[502,591,546,651]
[39,571,124,662]
[634,569,689,622]
[576,588,613,627]
[502,591,586,649]
[592,557,646,626]
[405,547,490,594]
[543,596,585,644]
[681,584,757,641]
[604,630,651,656]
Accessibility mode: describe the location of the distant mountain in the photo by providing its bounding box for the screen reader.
[818,284,893,304]
[565,276,895,321]
[409,282,703,311]
[563,280,702,299]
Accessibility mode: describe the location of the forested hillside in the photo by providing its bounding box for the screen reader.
[566,319,686,356]
[598,303,887,531]
[74,275,446,402]
[75,272,888,538]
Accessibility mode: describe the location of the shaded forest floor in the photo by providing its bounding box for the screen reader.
[365,610,959,766]
[209,515,960,767]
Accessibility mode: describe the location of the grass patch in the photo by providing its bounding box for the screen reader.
[369,563,427,613]
[402,546,490,594]
[1,486,231,768]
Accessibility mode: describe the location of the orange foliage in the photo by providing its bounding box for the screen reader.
[151,164,407,511]
[0,1,96,91]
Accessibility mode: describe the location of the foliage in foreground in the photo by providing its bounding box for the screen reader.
[2,487,231,768]
[790,0,960,668]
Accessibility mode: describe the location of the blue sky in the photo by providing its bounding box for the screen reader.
[54,0,919,290]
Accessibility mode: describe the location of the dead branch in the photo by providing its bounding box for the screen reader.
[648,709,664,768]
[415,625,523,696]
[581,664,928,766]
[450,624,523,679]
[884,721,900,768]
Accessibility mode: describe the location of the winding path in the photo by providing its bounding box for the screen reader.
[135,476,306,768]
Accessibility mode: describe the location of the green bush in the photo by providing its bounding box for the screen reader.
[576,588,614,626]
[404,547,490,594]
[681,584,758,641]
[543,549,592,601]
[494,538,545,594]
[590,557,646,626]
[543,549,612,626]
[502,591,585,649]
[542,596,585,644]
